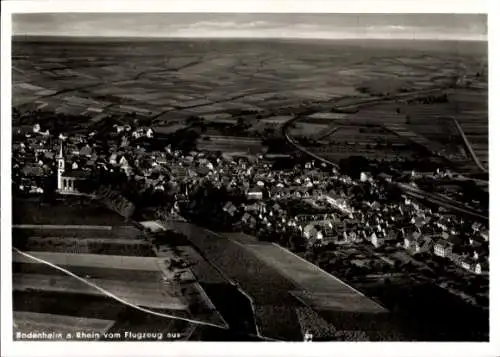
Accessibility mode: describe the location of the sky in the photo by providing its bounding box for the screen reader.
[13,13,487,41]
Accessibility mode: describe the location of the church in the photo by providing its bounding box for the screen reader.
[56,141,90,195]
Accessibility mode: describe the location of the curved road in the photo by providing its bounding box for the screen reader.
[447,117,488,173]
[282,90,489,223]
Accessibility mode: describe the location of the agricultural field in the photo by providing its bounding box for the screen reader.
[11,200,226,340]
[293,84,487,171]
[13,273,187,310]
[12,39,486,148]
[162,221,402,340]
[14,311,115,340]
[13,251,163,271]
[308,125,415,162]
[236,241,386,313]
[13,197,128,226]
[197,135,265,154]
[21,236,155,256]
[13,226,145,240]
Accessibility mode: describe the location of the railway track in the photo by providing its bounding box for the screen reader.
[282,89,489,223]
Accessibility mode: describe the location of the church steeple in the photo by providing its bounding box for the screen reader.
[58,140,64,159]
[57,140,65,191]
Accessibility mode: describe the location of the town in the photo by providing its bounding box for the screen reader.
[13,113,489,313]
[9,13,489,343]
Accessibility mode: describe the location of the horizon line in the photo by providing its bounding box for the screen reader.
[12,34,488,42]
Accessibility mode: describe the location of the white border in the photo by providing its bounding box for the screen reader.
[1,1,498,357]
[0,0,490,14]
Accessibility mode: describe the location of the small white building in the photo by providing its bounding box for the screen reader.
[247,187,263,200]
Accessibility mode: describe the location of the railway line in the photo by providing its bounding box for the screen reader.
[282,89,489,223]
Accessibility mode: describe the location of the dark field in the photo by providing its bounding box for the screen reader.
[355,280,489,341]
[13,291,191,340]
[13,197,128,226]
[22,236,155,256]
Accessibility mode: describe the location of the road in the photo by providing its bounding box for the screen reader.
[396,183,488,223]
[447,116,488,173]
[282,89,489,223]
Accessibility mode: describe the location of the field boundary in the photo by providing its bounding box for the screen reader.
[13,225,113,230]
[270,243,387,311]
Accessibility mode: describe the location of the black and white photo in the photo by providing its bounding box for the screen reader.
[1,1,497,356]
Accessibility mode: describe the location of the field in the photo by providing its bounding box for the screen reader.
[309,125,415,162]
[161,221,401,340]
[14,311,115,340]
[12,39,487,171]
[13,197,127,226]
[13,273,187,310]
[236,242,386,313]
[23,237,155,256]
[14,251,163,271]
[12,199,226,340]
[14,226,145,240]
[197,135,265,154]
[163,221,309,340]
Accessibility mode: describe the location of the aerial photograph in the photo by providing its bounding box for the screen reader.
[10,12,489,342]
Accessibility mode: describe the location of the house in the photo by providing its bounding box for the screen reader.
[472,261,483,275]
[247,187,263,200]
[460,258,476,272]
[241,213,257,227]
[473,260,488,275]
[343,230,361,243]
[222,202,238,216]
[303,224,324,242]
[370,232,384,248]
[119,156,130,168]
[414,236,432,254]
[379,173,393,182]
[404,233,416,249]
[79,144,93,157]
[109,153,119,165]
[403,231,431,254]
[434,239,453,258]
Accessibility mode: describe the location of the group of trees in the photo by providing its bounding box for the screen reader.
[183,182,244,230]
[338,155,371,178]
[95,185,136,220]
[167,128,201,153]
[14,108,90,135]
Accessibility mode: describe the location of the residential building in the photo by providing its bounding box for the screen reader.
[247,187,263,200]
[434,239,453,258]
[370,232,384,248]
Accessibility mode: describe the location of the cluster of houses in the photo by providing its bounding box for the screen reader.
[13,120,489,280]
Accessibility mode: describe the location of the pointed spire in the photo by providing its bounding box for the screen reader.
[58,140,64,158]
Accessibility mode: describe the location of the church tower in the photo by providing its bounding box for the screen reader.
[56,141,65,191]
